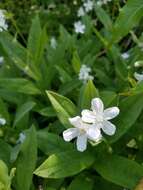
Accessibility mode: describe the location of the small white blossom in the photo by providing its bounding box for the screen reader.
[77,7,85,17]
[79,64,94,83]
[96,0,112,6]
[0,10,8,32]
[17,132,26,144]
[81,98,120,136]
[0,56,4,65]
[134,61,143,67]
[74,21,85,34]
[0,117,6,125]
[134,72,143,82]
[50,37,57,49]
[134,62,140,67]
[63,116,102,152]
[83,0,94,13]
[121,52,130,60]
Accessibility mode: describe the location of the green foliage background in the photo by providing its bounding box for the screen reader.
[0,0,143,190]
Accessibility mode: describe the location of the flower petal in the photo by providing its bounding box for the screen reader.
[91,98,104,114]
[63,128,78,142]
[0,118,6,125]
[103,107,120,120]
[134,72,143,82]
[81,109,95,123]
[87,125,102,142]
[102,121,116,136]
[76,134,87,152]
[69,116,81,128]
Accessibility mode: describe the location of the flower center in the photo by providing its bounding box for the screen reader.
[95,114,104,123]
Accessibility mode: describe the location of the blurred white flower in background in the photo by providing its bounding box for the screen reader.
[74,21,85,34]
[77,7,85,17]
[50,37,57,49]
[81,98,120,136]
[134,72,143,82]
[0,117,6,126]
[134,61,143,68]
[83,0,94,13]
[0,56,4,65]
[97,0,112,6]
[17,132,26,144]
[78,64,94,83]
[63,116,102,152]
[121,52,130,60]
[0,10,8,32]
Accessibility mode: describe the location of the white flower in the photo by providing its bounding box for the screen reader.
[77,7,85,17]
[0,118,6,125]
[121,52,130,60]
[17,132,26,144]
[134,72,143,82]
[134,62,140,67]
[74,21,85,34]
[0,56,4,65]
[0,10,8,32]
[81,98,120,136]
[63,116,102,152]
[83,0,94,13]
[134,61,143,68]
[96,0,111,6]
[78,64,94,83]
[50,37,57,49]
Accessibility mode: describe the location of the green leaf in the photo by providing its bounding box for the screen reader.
[0,78,41,95]
[0,160,11,190]
[46,91,77,128]
[37,130,73,155]
[111,94,143,143]
[109,45,128,80]
[15,126,37,190]
[100,91,117,107]
[0,32,40,80]
[28,25,47,67]
[34,150,94,178]
[67,175,94,190]
[131,81,143,95]
[72,51,81,74]
[59,79,81,95]
[27,15,42,60]
[55,65,72,83]
[79,80,99,110]
[13,101,36,127]
[37,107,56,117]
[0,98,10,124]
[0,140,11,164]
[95,5,113,31]
[94,154,143,189]
[111,0,143,43]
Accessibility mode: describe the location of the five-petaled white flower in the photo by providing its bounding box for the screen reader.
[83,0,94,13]
[77,7,85,17]
[134,72,143,82]
[78,64,94,83]
[81,98,120,136]
[0,10,8,32]
[63,116,102,152]
[74,21,85,34]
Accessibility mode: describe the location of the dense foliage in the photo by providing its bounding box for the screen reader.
[0,0,143,190]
